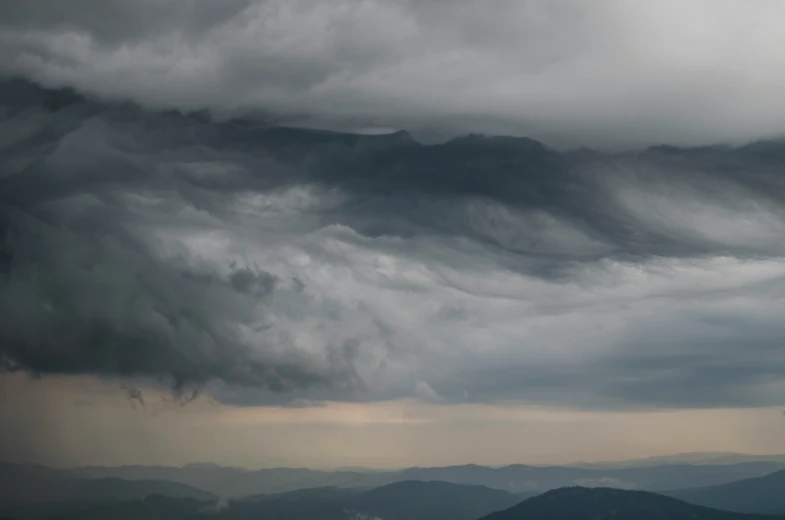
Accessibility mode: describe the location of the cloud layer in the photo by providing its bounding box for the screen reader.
[1,0,785,148]
[2,77,785,410]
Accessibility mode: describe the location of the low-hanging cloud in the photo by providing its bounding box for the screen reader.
[1,0,785,148]
[2,71,785,410]
[0,82,399,399]
[573,477,637,490]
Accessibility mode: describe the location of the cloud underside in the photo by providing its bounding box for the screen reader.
[2,0,785,410]
[3,75,785,410]
[1,0,785,148]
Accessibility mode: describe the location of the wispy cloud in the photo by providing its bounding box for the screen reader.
[2,78,785,412]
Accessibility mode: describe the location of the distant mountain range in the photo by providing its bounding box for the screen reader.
[0,462,215,508]
[5,455,785,513]
[64,459,785,497]
[576,452,785,468]
[8,484,784,520]
[481,487,785,520]
[5,459,785,520]
[3,481,526,520]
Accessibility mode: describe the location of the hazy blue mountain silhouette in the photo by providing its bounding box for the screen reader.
[0,462,215,508]
[27,484,785,520]
[40,495,206,520]
[59,460,785,497]
[6,481,525,520]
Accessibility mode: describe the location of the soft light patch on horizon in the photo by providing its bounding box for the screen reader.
[2,373,784,469]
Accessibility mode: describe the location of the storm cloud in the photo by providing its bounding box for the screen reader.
[2,0,785,148]
[1,73,785,410]
[0,79,397,399]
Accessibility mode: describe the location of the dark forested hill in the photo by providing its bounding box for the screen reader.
[666,469,785,514]
[0,462,215,508]
[350,480,526,520]
[481,487,785,520]
[4,481,524,520]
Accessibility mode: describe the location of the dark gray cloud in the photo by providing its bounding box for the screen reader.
[2,77,785,410]
[121,384,145,409]
[1,1,785,148]
[0,80,392,398]
[0,0,255,44]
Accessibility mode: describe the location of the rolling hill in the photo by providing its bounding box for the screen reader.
[63,460,785,497]
[5,481,525,520]
[0,462,215,508]
[666,469,785,514]
[481,486,785,520]
[350,480,527,520]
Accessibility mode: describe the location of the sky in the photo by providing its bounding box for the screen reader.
[2,0,785,148]
[2,0,785,469]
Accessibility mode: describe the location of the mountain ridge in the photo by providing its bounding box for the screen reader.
[0,462,216,507]
[54,459,785,497]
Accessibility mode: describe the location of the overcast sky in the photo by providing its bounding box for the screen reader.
[2,0,785,148]
[2,0,785,469]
